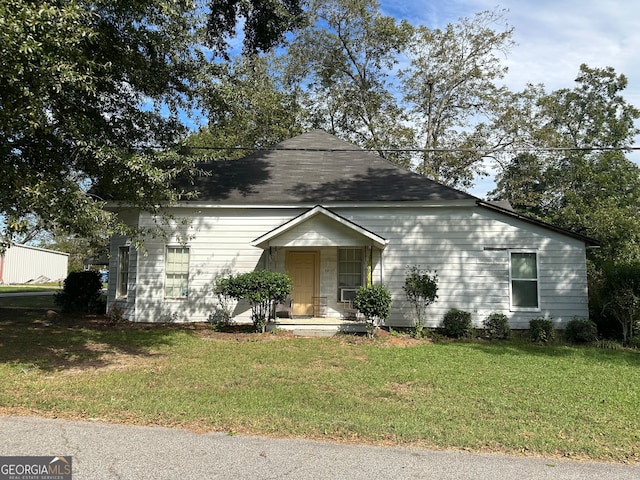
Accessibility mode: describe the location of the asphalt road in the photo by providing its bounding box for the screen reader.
[0,417,638,479]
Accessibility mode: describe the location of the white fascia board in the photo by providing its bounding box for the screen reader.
[252,205,388,250]
[171,200,478,209]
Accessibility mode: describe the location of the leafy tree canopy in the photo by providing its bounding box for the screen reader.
[491,65,640,264]
[0,0,305,251]
[206,0,305,58]
[188,54,304,159]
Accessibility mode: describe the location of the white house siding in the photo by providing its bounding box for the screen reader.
[0,244,69,284]
[110,205,589,328]
[331,205,588,329]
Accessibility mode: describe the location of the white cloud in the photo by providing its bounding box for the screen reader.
[381,0,640,196]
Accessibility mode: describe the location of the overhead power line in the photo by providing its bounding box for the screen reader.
[182,145,640,154]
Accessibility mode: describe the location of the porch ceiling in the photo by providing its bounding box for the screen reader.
[252,205,388,250]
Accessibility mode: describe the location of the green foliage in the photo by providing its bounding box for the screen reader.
[529,317,555,344]
[403,265,438,337]
[491,65,640,265]
[594,339,624,350]
[285,0,415,167]
[54,271,104,313]
[441,308,473,338]
[219,270,292,332]
[0,0,303,247]
[105,303,126,326]
[564,317,598,344]
[402,9,515,188]
[592,262,640,345]
[483,312,512,340]
[0,0,210,246]
[207,274,235,329]
[353,284,392,337]
[191,54,303,159]
[205,0,305,58]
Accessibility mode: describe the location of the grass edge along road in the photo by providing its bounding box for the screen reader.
[0,308,638,464]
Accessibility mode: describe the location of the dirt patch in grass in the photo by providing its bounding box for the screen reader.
[52,343,165,376]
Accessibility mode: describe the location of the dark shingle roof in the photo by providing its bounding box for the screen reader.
[187,130,476,204]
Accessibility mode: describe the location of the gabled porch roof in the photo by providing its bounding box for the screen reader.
[252,205,388,250]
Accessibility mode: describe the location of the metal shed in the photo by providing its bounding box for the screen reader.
[0,244,69,284]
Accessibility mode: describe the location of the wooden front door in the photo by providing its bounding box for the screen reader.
[286,252,318,316]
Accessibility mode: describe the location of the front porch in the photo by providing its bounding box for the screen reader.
[266,316,367,337]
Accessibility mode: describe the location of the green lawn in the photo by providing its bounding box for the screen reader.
[0,309,638,463]
[0,284,61,293]
[0,295,57,309]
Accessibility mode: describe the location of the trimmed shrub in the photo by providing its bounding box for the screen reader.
[403,265,438,337]
[219,270,291,332]
[529,317,555,343]
[441,308,473,338]
[54,271,104,313]
[353,284,392,337]
[483,312,512,340]
[564,317,598,344]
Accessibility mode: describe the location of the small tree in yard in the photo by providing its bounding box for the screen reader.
[207,273,235,329]
[353,284,392,337]
[596,263,640,345]
[220,270,292,333]
[403,265,438,337]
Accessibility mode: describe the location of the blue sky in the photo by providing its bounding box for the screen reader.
[378,0,640,196]
[187,1,640,198]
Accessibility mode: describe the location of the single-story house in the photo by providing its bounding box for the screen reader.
[0,244,69,284]
[106,130,598,330]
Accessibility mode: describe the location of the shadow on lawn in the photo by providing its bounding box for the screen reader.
[0,308,188,373]
[466,337,640,367]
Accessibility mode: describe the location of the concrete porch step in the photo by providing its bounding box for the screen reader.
[266,317,367,337]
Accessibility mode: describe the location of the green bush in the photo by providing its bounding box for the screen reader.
[353,284,392,337]
[590,262,640,344]
[219,270,291,332]
[441,308,473,338]
[54,271,104,313]
[208,274,235,328]
[403,265,438,337]
[483,312,512,340]
[564,317,598,344]
[529,317,555,343]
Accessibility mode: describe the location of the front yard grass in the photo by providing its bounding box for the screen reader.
[0,284,61,294]
[0,308,638,463]
[0,296,57,309]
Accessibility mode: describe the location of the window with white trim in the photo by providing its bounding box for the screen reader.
[510,251,539,310]
[165,246,189,298]
[116,246,129,298]
[338,248,363,300]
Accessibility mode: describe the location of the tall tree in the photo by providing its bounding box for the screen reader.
[206,0,305,58]
[400,9,514,188]
[491,65,640,264]
[0,0,305,251]
[285,0,415,167]
[190,54,304,159]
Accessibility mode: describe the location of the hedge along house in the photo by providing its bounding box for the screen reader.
[106,130,598,331]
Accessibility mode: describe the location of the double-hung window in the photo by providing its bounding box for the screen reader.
[510,251,540,310]
[116,246,129,298]
[165,246,189,298]
[338,248,363,301]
